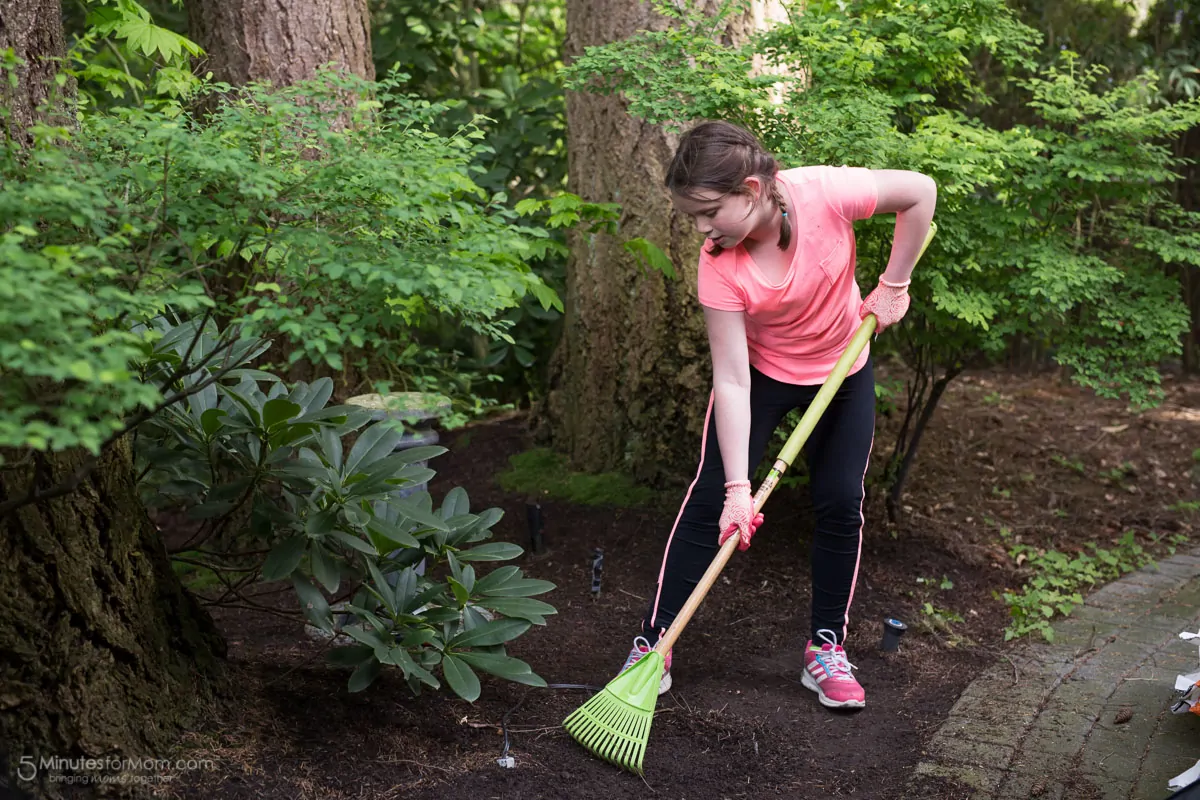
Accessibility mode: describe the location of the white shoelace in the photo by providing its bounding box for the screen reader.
[823,646,858,679]
[623,635,652,669]
[814,629,857,678]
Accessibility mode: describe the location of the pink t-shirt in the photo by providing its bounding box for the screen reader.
[696,165,878,385]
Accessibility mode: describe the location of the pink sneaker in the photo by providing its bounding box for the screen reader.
[801,629,865,709]
[621,636,672,695]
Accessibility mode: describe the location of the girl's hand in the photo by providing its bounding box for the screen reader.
[718,480,765,551]
[860,279,911,333]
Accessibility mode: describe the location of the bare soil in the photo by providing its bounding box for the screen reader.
[161,366,1200,800]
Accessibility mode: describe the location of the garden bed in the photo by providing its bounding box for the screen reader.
[164,366,1199,800]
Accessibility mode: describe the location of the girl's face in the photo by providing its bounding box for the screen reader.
[671,177,767,250]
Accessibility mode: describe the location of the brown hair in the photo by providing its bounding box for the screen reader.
[664,120,791,257]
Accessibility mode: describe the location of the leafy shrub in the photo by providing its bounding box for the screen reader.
[138,318,557,699]
[0,68,565,459]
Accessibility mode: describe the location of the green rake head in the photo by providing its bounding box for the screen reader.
[562,650,663,775]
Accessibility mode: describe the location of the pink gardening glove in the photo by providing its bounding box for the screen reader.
[717,480,765,551]
[859,278,911,333]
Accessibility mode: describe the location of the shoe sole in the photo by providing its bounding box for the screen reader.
[659,671,672,695]
[801,669,865,709]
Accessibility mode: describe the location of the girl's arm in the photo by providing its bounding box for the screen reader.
[870,169,938,285]
[703,306,752,483]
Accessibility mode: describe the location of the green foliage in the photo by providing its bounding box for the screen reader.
[496,448,658,507]
[0,69,566,458]
[563,0,1197,504]
[565,0,1196,410]
[999,529,1155,641]
[62,0,203,106]
[911,574,965,641]
[138,319,556,700]
[372,1,577,402]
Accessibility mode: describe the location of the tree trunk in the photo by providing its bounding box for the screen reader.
[545,0,769,485]
[0,5,225,796]
[0,0,71,144]
[187,0,375,85]
[0,442,227,798]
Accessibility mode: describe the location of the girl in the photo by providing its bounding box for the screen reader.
[622,121,937,709]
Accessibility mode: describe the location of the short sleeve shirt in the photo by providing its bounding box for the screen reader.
[696,165,878,385]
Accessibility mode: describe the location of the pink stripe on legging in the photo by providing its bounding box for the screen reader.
[841,431,875,642]
[649,391,716,629]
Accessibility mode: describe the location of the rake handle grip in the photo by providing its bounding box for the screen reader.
[653,223,936,657]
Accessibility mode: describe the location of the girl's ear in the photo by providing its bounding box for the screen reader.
[743,174,764,202]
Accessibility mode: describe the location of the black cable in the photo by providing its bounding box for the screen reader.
[498,683,604,764]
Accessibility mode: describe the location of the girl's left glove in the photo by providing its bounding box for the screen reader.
[859,279,910,333]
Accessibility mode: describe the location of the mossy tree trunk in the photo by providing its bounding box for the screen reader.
[545,0,765,485]
[0,441,226,798]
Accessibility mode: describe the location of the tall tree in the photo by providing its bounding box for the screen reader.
[187,0,374,84]
[546,0,774,484]
[0,4,225,794]
[0,0,69,141]
[1,0,377,793]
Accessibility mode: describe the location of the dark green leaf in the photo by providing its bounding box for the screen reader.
[365,559,396,614]
[310,543,340,593]
[394,566,418,611]
[448,577,470,607]
[348,659,382,692]
[345,422,405,476]
[390,496,450,531]
[389,445,447,465]
[367,521,420,551]
[479,577,556,597]
[441,654,481,702]
[318,427,343,472]
[447,618,531,649]
[441,486,469,518]
[330,530,378,555]
[456,651,547,687]
[473,565,521,594]
[475,507,504,530]
[304,507,339,536]
[398,628,441,649]
[184,499,236,520]
[200,408,227,437]
[327,644,374,667]
[293,575,332,633]
[218,384,262,426]
[479,596,558,624]
[262,535,307,580]
[457,542,524,562]
[263,397,302,429]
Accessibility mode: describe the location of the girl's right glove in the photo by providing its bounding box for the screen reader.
[718,480,765,551]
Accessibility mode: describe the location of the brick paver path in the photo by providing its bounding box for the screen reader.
[910,546,1200,799]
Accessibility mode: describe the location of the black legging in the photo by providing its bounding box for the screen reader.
[642,358,875,646]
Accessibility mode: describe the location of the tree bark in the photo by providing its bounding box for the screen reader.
[0,441,227,798]
[0,4,226,796]
[187,0,375,85]
[545,1,766,485]
[0,0,71,143]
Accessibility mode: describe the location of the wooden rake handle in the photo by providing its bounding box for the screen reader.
[654,223,937,656]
